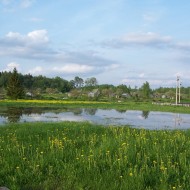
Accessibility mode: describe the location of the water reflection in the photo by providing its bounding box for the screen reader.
[116,109,127,113]
[0,107,190,130]
[5,107,23,123]
[141,111,150,119]
[174,114,183,128]
[84,108,97,115]
[72,108,83,115]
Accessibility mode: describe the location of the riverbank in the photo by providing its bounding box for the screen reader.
[0,99,190,114]
[0,122,190,189]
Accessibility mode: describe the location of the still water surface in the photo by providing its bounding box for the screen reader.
[0,107,190,130]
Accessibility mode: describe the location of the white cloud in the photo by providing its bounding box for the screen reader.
[28,66,43,75]
[2,62,20,72]
[102,32,172,49]
[0,29,117,78]
[122,32,171,46]
[26,64,96,77]
[105,64,119,71]
[27,30,49,44]
[6,31,22,39]
[172,72,190,85]
[0,29,189,87]
[174,42,190,51]
[53,64,94,74]
[174,72,183,78]
[5,30,49,46]
[139,73,145,78]
[0,30,50,58]
[8,62,19,68]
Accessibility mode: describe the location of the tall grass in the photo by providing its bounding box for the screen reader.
[0,122,190,189]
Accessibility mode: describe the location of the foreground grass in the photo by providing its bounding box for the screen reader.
[0,122,190,189]
[0,99,190,113]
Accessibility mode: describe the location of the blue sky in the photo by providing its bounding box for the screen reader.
[0,0,190,88]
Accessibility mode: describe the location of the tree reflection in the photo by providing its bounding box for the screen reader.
[71,108,83,115]
[5,107,23,123]
[116,109,126,113]
[84,108,97,115]
[142,111,150,119]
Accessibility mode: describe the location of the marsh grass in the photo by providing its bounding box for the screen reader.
[0,122,190,189]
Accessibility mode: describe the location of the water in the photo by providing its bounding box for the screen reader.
[0,107,190,130]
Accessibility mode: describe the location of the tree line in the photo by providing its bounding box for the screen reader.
[1,68,190,101]
[0,70,72,93]
[0,68,100,99]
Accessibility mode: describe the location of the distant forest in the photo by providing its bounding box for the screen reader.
[0,71,73,93]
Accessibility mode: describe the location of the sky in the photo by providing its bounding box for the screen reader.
[0,0,190,88]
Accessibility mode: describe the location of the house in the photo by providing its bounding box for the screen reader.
[26,92,33,97]
[121,93,131,98]
[88,89,100,98]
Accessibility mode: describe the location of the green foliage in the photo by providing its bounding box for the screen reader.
[0,71,11,88]
[21,73,34,89]
[74,76,84,88]
[117,84,131,93]
[0,122,190,189]
[85,77,98,87]
[6,68,24,100]
[0,72,73,95]
[140,81,152,99]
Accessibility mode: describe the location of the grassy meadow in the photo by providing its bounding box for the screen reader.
[1,122,190,190]
[0,99,190,113]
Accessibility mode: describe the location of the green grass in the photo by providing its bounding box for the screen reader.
[0,99,190,113]
[0,122,190,189]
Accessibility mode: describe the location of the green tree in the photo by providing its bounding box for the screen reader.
[140,81,152,99]
[116,84,131,94]
[6,68,24,100]
[85,77,98,87]
[51,77,72,93]
[22,74,34,90]
[74,76,84,88]
[0,71,11,88]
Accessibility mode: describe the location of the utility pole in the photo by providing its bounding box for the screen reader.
[176,76,181,105]
[179,81,181,104]
[176,77,178,105]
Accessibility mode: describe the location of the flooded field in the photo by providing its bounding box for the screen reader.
[0,107,190,130]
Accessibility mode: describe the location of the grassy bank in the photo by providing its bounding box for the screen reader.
[0,99,190,113]
[0,122,190,189]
